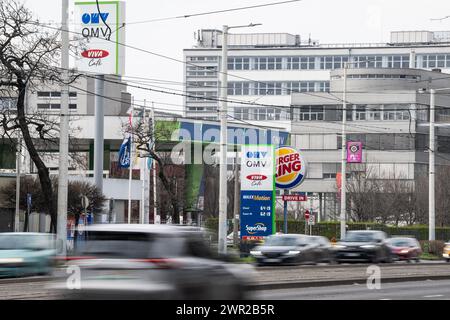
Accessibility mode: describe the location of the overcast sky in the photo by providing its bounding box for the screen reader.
[23,0,450,114]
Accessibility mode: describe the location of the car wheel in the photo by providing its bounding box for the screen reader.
[446,259,450,263]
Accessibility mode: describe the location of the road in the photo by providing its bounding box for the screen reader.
[254,279,450,300]
[0,262,449,300]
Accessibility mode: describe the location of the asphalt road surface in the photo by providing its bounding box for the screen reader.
[0,262,449,300]
[254,279,450,300]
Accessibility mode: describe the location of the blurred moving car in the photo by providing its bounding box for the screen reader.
[333,230,392,263]
[249,234,327,265]
[386,237,422,262]
[444,242,450,262]
[310,236,335,263]
[51,224,255,300]
[0,233,57,278]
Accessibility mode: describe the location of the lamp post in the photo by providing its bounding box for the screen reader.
[340,62,348,240]
[218,23,261,255]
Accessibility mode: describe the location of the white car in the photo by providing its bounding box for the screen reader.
[227,231,240,246]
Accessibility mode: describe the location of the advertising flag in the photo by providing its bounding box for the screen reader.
[118,136,131,168]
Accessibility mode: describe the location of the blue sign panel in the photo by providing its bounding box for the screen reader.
[240,190,274,239]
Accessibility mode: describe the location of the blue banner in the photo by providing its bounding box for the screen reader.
[240,190,274,239]
[118,136,131,168]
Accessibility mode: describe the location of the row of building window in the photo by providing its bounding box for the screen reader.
[234,107,290,121]
[227,81,329,95]
[203,54,450,71]
[37,104,77,110]
[37,91,77,98]
[291,104,413,121]
[185,54,450,76]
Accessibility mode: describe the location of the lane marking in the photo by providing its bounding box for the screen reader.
[423,295,443,298]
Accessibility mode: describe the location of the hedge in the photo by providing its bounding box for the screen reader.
[204,218,450,241]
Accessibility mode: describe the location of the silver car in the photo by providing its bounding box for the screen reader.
[50,224,255,300]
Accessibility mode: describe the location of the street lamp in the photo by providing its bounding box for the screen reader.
[419,87,450,240]
[218,23,261,255]
[339,59,375,240]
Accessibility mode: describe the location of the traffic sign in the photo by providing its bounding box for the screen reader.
[308,214,316,226]
[304,210,310,220]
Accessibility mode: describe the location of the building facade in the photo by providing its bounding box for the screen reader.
[183,29,450,123]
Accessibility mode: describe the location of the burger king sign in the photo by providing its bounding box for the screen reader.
[275,146,307,189]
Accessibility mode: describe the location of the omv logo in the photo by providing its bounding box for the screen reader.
[82,12,109,24]
[246,223,267,235]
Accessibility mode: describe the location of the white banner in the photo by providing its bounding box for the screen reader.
[74,1,125,75]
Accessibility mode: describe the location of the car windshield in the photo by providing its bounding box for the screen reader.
[387,239,414,247]
[263,236,305,246]
[0,234,54,250]
[344,232,378,242]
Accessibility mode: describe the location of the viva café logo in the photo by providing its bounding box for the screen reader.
[80,12,112,66]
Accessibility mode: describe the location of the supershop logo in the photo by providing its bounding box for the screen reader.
[246,223,267,235]
[275,146,307,189]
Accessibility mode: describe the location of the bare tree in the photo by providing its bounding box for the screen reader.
[0,0,79,232]
[123,114,184,223]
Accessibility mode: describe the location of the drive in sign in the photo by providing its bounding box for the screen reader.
[240,145,276,240]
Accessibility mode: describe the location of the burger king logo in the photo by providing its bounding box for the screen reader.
[275,146,307,189]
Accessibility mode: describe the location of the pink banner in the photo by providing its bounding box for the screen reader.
[347,141,363,163]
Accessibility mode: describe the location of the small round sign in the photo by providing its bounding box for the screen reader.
[275,146,307,189]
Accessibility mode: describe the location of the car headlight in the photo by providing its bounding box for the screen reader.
[250,250,262,256]
[334,245,347,249]
[285,250,300,256]
[360,245,376,249]
[0,258,24,264]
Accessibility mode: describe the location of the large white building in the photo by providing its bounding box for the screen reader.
[183,30,450,122]
[183,30,450,221]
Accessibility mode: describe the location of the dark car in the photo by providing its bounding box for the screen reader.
[333,230,392,263]
[386,237,422,262]
[50,224,255,300]
[310,236,335,263]
[250,234,320,266]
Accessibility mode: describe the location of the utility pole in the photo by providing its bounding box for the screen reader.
[140,106,146,224]
[218,25,229,255]
[57,0,69,255]
[151,102,159,224]
[94,74,105,224]
[15,135,21,232]
[218,23,261,254]
[128,100,134,224]
[340,62,348,240]
[143,101,150,224]
[429,89,436,241]
[233,151,240,247]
